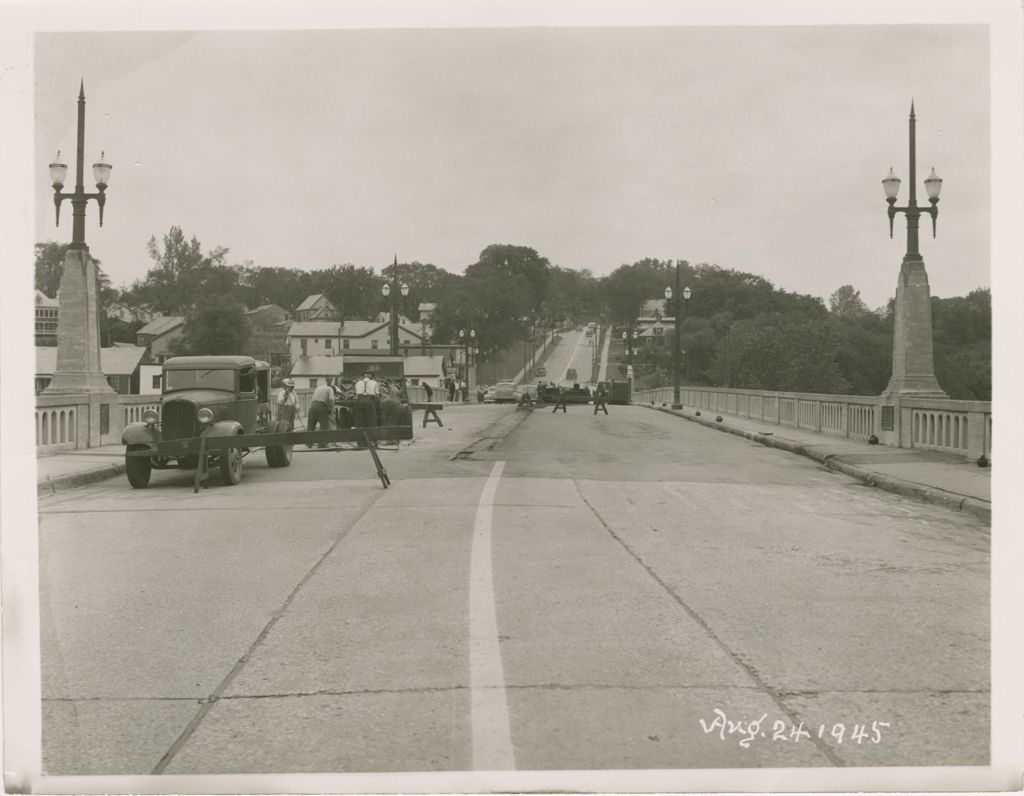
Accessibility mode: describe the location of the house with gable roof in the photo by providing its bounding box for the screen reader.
[294,294,340,322]
[135,315,186,363]
[286,319,426,361]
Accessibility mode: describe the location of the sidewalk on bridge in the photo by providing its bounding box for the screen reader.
[647,404,991,523]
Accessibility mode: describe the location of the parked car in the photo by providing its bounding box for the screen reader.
[535,366,547,378]
[483,381,520,404]
[121,355,292,488]
[566,367,578,382]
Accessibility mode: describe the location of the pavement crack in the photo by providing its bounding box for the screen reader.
[149,488,386,775]
[574,480,847,768]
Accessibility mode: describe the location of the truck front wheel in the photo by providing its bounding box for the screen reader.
[125,449,152,489]
[219,443,244,485]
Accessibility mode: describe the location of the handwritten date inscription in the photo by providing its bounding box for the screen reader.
[699,709,890,749]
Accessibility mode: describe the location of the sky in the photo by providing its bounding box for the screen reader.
[22,14,995,312]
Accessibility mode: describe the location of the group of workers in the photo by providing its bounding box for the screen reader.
[275,370,411,448]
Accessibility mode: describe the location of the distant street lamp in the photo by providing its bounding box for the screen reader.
[459,328,476,384]
[381,255,409,357]
[883,101,943,259]
[622,326,639,388]
[664,261,692,410]
[49,81,112,250]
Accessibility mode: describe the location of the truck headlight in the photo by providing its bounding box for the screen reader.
[197,408,214,424]
[143,409,159,425]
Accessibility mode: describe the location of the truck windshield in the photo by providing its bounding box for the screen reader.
[163,369,236,393]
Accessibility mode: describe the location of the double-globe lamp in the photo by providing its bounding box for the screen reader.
[664,283,692,410]
[381,274,409,357]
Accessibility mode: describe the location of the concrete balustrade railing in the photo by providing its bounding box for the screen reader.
[633,386,991,461]
[38,384,992,462]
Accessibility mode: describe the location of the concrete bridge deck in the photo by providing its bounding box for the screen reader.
[36,401,991,522]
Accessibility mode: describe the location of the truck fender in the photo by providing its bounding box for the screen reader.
[205,420,245,439]
[122,422,159,447]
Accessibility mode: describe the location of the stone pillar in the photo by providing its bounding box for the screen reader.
[43,248,116,448]
[882,258,946,399]
[44,248,115,396]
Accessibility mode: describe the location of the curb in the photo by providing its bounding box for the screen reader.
[648,405,991,523]
[38,462,126,497]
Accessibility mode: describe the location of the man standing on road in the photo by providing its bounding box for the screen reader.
[276,378,299,431]
[354,369,380,447]
[593,382,609,415]
[422,380,433,403]
[308,381,335,448]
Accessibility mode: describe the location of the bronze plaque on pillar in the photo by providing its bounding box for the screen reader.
[100,403,110,435]
[881,405,895,431]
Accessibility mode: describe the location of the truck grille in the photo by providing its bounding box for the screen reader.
[161,400,197,440]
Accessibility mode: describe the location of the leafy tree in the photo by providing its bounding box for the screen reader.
[129,226,233,314]
[236,265,316,312]
[174,294,251,355]
[311,264,381,320]
[432,269,533,360]
[35,241,116,304]
[600,258,679,325]
[829,285,869,316]
[470,244,551,315]
[544,265,599,324]
[829,313,892,394]
[726,315,848,393]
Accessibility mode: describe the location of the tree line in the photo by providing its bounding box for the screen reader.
[34,227,991,400]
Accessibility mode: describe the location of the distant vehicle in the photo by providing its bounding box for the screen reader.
[483,381,520,404]
[535,366,546,378]
[566,367,578,382]
[576,325,583,332]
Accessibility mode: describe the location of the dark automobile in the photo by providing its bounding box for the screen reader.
[121,355,292,488]
[483,381,521,404]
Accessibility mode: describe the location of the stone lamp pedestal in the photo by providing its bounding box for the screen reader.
[43,247,116,396]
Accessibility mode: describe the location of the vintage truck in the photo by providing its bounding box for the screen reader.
[121,355,292,489]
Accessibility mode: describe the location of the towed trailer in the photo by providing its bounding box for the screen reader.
[126,424,412,491]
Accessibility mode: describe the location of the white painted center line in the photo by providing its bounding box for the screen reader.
[468,461,516,770]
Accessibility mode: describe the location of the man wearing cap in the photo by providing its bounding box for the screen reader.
[353,370,380,445]
[276,378,299,431]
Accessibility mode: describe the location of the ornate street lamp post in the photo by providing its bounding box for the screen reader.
[381,255,409,357]
[880,102,947,399]
[664,261,691,410]
[49,82,112,250]
[43,81,117,404]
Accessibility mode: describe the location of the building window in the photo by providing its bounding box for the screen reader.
[325,338,332,350]
[342,339,350,349]
[310,378,318,388]
[371,339,379,349]
[301,339,308,355]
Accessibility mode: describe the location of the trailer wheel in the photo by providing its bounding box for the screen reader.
[265,422,293,468]
[125,448,152,489]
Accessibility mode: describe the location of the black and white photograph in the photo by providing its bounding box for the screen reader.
[2,1,1022,793]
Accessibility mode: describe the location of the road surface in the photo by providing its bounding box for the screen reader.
[37,398,989,776]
